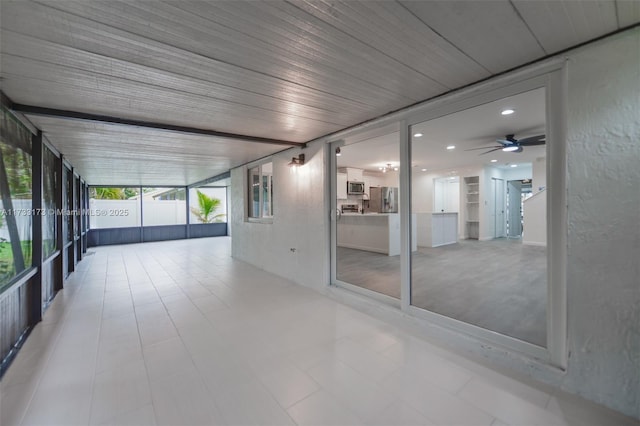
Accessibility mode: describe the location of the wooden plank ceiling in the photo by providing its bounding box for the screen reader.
[0,0,637,185]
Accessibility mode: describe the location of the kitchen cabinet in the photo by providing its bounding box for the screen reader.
[337,173,348,199]
[337,213,417,256]
[416,213,458,247]
[344,167,364,182]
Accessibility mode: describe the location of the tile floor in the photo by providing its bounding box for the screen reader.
[1,237,637,426]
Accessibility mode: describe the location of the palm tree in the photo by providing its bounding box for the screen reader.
[190,190,225,223]
[91,187,126,200]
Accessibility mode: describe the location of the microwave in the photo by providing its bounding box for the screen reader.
[347,181,365,195]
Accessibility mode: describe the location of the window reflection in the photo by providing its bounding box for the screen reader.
[0,107,33,289]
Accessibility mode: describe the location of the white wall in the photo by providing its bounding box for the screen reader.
[532,157,546,193]
[230,28,640,418]
[231,142,329,291]
[522,190,546,246]
[563,28,639,418]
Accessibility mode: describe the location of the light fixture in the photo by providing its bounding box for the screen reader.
[510,164,518,168]
[446,145,455,150]
[421,168,427,172]
[335,147,341,156]
[501,109,515,115]
[379,163,396,173]
[413,133,423,138]
[288,153,305,167]
[490,159,498,163]
[502,146,519,152]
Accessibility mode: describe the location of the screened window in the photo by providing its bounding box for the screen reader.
[0,106,33,290]
[189,187,226,224]
[248,161,273,220]
[42,146,57,258]
[142,187,186,226]
[89,187,141,229]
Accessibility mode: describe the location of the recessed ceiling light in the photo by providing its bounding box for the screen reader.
[421,168,427,172]
[501,109,515,115]
[490,159,498,163]
[413,133,423,138]
[446,145,455,150]
[510,164,518,168]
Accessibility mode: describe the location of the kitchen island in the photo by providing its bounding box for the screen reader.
[337,213,417,256]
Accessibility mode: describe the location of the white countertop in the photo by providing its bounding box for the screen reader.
[341,212,398,216]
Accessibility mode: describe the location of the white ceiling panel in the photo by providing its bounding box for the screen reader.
[285,0,492,88]
[617,0,640,27]
[513,1,618,53]
[28,116,285,186]
[1,1,637,185]
[400,0,547,72]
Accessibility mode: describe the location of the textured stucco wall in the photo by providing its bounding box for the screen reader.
[230,142,329,292]
[563,28,640,418]
[230,28,640,418]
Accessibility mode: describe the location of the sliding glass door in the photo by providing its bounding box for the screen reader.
[329,71,567,366]
[330,131,401,302]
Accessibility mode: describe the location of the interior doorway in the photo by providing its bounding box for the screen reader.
[507,180,523,238]
[492,178,506,238]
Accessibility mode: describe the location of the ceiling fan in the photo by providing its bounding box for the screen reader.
[466,134,546,155]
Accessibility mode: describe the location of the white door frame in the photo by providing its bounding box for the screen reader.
[327,62,567,370]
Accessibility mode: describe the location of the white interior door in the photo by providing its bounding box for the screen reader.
[493,178,506,238]
[507,180,523,237]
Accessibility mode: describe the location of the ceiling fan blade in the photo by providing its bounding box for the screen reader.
[465,145,501,151]
[518,135,546,145]
[479,148,502,155]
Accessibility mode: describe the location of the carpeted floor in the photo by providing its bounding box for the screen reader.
[336,238,547,346]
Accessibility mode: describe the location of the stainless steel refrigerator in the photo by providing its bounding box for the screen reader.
[368,187,398,213]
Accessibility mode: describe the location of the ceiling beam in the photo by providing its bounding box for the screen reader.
[9,102,305,148]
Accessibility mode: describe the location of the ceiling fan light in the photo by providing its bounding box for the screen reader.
[502,146,519,152]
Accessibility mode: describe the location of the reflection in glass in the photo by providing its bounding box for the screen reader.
[189,187,226,224]
[65,169,73,241]
[410,87,547,346]
[42,146,57,258]
[142,187,186,226]
[249,166,260,218]
[0,107,33,289]
[335,133,401,299]
[89,187,141,229]
[248,162,272,219]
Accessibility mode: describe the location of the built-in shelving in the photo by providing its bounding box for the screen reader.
[464,176,480,239]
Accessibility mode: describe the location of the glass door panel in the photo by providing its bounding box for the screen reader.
[332,132,401,300]
[410,87,548,347]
